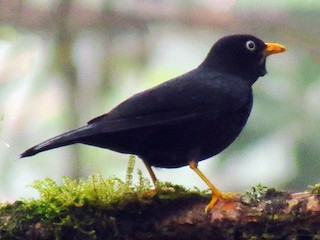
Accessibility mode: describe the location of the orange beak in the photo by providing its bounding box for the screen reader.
[263,42,286,56]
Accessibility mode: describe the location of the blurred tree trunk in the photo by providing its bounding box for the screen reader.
[1,0,319,48]
[52,1,82,178]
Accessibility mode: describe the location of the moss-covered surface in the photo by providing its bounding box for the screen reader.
[1,157,320,239]
[0,179,207,240]
[309,183,320,199]
[0,156,209,239]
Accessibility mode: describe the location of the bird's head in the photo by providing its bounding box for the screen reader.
[200,34,286,84]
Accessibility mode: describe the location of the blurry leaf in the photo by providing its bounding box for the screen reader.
[290,135,320,190]
[0,26,19,41]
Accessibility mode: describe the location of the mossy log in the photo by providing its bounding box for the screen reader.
[1,187,320,240]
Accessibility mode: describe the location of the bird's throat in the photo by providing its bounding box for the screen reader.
[258,56,267,77]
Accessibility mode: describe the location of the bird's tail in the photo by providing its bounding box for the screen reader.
[20,125,96,158]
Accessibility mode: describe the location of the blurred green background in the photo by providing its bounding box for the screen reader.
[0,0,320,201]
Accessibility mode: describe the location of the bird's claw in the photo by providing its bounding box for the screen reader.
[142,188,158,198]
[205,192,239,213]
[205,195,219,213]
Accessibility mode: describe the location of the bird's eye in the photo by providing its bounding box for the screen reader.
[245,40,256,51]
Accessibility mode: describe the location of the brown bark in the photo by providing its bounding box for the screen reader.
[5,189,320,240]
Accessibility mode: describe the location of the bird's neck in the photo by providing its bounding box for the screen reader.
[199,61,260,86]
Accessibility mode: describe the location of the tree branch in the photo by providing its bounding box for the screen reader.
[2,188,320,239]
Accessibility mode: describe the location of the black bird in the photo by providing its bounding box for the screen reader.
[20,34,285,212]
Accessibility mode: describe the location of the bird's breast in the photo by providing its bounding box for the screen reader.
[141,97,253,168]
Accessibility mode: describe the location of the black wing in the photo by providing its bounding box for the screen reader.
[88,69,251,132]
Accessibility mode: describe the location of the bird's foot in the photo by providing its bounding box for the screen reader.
[142,188,158,198]
[205,192,240,213]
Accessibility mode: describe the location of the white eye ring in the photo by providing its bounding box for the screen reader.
[245,40,256,51]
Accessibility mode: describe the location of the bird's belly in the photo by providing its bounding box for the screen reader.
[82,109,250,168]
[145,116,247,167]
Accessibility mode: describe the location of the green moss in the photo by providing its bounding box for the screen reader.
[0,156,208,239]
[241,184,291,219]
[241,183,269,205]
[308,183,320,199]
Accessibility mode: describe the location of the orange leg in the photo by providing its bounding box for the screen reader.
[142,160,159,196]
[189,160,223,213]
